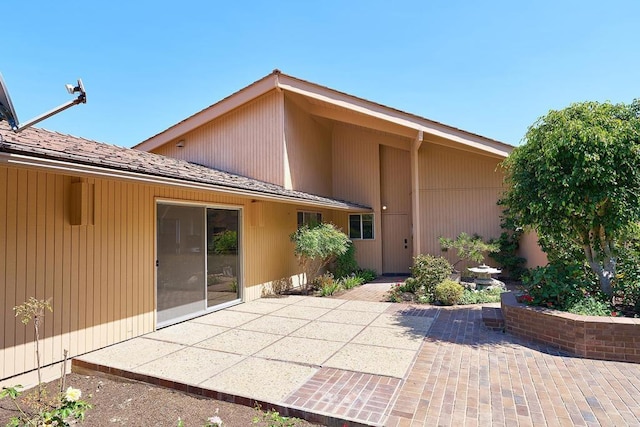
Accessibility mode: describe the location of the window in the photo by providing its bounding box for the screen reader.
[349,214,374,239]
[297,211,322,227]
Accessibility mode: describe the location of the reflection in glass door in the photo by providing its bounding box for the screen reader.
[206,208,240,308]
[156,203,241,327]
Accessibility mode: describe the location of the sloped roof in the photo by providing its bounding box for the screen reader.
[136,70,513,158]
[0,122,370,211]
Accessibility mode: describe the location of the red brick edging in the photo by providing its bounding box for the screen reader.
[501,292,640,363]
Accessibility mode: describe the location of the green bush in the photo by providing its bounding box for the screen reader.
[523,262,596,310]
[355,268,377,283]
[612,248,640,314]
[439,232,499,270]
[489,214,527,280]
[290,223,350,291]
[333,242,359,279]
[211,230,238,254]
[434,279,464,305]
[410,255,453,299]
[458,287,503,305]
[339,275,364,290]
[316,273,341,296]
[567,295,612,316]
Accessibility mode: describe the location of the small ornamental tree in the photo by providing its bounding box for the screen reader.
[290,223,350,291]
[439,232,499,270]
[501,99,640,296]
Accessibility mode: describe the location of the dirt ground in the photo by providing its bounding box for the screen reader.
[0,372,324,427]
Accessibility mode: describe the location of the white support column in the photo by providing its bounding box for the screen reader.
[411,131,423,257]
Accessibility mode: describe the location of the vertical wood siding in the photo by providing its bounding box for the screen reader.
[0,165,308,382]
[418,143,504,266]
[283,95,333,195]
[331,124,410,272]
[152,91,285,187]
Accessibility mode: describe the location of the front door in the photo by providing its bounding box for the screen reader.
[382,214,412,274]
[380,145,412,274]
[156,203,241,327]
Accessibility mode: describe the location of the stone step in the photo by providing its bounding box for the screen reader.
[482,306,504,331]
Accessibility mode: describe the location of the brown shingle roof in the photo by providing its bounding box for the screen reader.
[0,122,369,210]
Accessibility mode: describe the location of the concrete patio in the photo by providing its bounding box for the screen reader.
[73,280,640,426]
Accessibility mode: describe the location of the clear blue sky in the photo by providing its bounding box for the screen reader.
[3,1,638,147]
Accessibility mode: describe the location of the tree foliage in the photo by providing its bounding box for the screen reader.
[439,232,499,270]
[290,223,350,291]
[501,99,640,295]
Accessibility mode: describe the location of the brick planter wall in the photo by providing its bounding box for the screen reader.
[501,292,640,363]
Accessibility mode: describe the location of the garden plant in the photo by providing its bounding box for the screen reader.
[290,223,350,292]
[1,298,92,426]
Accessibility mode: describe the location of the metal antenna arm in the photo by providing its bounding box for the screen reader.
[12,79,87,133]
[15,95,84,133]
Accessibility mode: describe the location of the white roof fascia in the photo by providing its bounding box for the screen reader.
[276,75,512,158]
[135,76,277,152]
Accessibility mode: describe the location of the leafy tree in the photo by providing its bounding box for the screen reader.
[290,223,350,291]
[502,100,640,295]
[439,232,499,270]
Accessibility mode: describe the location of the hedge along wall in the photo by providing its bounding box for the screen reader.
[501,292,640,364]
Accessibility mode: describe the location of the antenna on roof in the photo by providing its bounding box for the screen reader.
[0,72,87,133]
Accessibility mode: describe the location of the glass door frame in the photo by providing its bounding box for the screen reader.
[155,199,243,328]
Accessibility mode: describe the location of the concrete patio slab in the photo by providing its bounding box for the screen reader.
[226,300,287,314]
[337,300,393,313]
[255,336,345,365]
[269,304,332,320]
[317,308,380,325]
[295,297,347,309]
[324,343,417,378]
[258,295,311,305]
[237,315,310,335]
[351,326,424,350]
[370,312,435,332]
[77,338,185,370]
[144,321,229,346]
[200,357,318,403]
[192,309,261,328]
[135,346,244,385]
[290,320,365,342]
[194,329,282,356]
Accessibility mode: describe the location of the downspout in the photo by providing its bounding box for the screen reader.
[411,130,423,258]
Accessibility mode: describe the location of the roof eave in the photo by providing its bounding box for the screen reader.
[0,151,371,212]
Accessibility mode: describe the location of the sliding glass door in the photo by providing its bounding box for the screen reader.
[157,203,241,327]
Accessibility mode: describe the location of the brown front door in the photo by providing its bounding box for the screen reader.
[380,145,412,274]
[382,214,412,274]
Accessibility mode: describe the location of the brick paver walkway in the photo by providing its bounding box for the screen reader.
[386,306,640,427]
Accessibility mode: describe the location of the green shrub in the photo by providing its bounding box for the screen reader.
[567,295,612,316]
[316,273,341,296]
[434,279,464,305]
[290,223,350,291]
[458,287,503,305]
[355,268,377,283]
[612,248,640,314]
[333,242,359,279]
[339,275,364,289]
[410,255,453,299]
[211,230,238,254]
[489,218,527,280]
[439,232,499,270]
[522,262,598,310]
